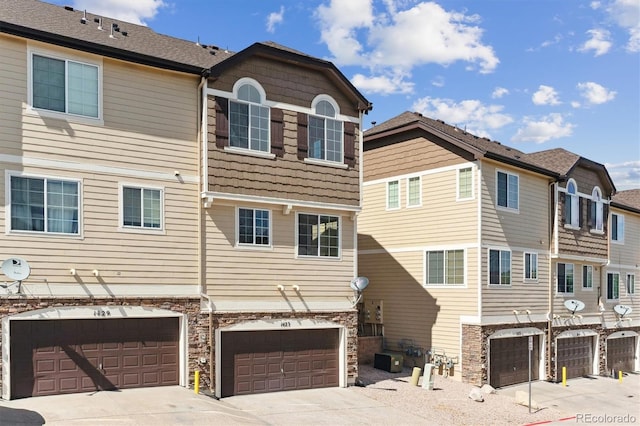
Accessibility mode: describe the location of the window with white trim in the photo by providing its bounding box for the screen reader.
[524,252,538,280]
[407,176,421,207]
[425,249,465,285]
[497,171,518,210]
[238,208,270,246]
[387,180,400,209]
[31,52,99,118]
[565,180,579,227]
[611,213,624,243]
[489,249,511,285]
[122,186,162,229]
[458,167,473,200]
[627,274,635,295]
[297,213,340,257]
[557,263,574,294]
[582,265,593,289]
[308,100,343,162]
[591,187,603,232]
[10,175,79,234]
[229,82,270,152]
[607,272,619,300]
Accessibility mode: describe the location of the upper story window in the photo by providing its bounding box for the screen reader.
[497,171,518,210]
[309,99,343,163]
[626,274,635,295]
[524,252,538,281]
[489,248,511,285]
[611,213,624,243]
[557,263,574,294]
[590,187,604,232]
[457,167,473,200]
[9,174,80,235]
[30,51,100,119]
[229,81,270,152]
[607,272,619,300]
[565,179,579,228]
[238,207,270,247]
[582,265,593,289]
[387,180,400,210]
[407,176,421,207]
[122,185,162,230]
[297,213,340,258]
[425,249,465,286]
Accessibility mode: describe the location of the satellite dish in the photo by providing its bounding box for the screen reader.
[350,276,369,292]
[564,299,585,314]
[614,304,632,317]
[1,257,31,281]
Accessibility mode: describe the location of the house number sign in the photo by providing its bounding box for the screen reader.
[93,309,111,317]
[280,321,291,328]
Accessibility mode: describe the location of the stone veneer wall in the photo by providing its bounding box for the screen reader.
[210,310,358,390]
[0,297,208,394]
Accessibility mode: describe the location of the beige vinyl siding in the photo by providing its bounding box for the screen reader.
[610,207,640,268]
[550,259,602,318]
[1,166,199,286]
[358,250,478,365]
[204,203,355,300]
[480,161,552,316]
[1,36,29,157]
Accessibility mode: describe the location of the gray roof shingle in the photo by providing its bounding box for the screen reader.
[611,189,640,212]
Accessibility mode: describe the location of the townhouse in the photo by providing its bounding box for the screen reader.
[0,0,370,399]
[358,111,639,388]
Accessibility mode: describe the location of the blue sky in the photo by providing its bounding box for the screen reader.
[48,0,639,190]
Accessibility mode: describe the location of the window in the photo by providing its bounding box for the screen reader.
[238,208,270,246]
[611,213,624,243]
[458,167,473,199]
[590,187,603,232]
[122,186,162,229]
[582,265,593,289]
[309,100,343,162]
[497,171,518,210]
[387,180,400,209]
[524,252,538,280]
[229,82,269,152]
[627,274,635,295]
[607,273,619,300]
[407,176,421,207]
[425,249,465,285]
[10,175,79,234]
[557,263,574,294]
[565,180,579,227]
[31,53,99,118]
[297,213,340,257]
[489,249,511,285]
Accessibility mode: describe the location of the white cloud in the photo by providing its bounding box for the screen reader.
[266,6,285,33]
[512,114,575,143]
[351,72,414,95]
[431,76,445,87]
[578,28,612,56]
[606,0,640,52]
[590,1,602,9]
[492,87,509,99]
[70,0,165,25]
[605,160,640,190]
[576,81,617,105]
[315,0,499,77]
[411,97,513,137]
[532,85,561,106]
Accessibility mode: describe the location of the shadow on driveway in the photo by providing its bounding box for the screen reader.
[0,406,45,426]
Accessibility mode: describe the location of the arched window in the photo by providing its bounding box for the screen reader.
[565,179,579,227]
[229,79,269,152]
[591,187,603,231]
[308,97,343,162]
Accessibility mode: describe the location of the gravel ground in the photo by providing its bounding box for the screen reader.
[350,364,567,426]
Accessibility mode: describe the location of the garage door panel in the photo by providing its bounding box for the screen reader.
[490,335,540,388]
[608,337,636,373]
[556,336,594,380]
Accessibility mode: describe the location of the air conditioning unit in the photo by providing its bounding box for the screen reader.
[374,352,403,373]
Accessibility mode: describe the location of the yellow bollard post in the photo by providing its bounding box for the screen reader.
[562,366,567,387]
[194,370,200,394]
[618,370,623,383]
[410,367,422,386]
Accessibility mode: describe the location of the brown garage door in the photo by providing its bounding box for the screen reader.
[10,317,179,399]
[221,328,339,397]
[556,336,594,380]
[607,336,636,374]
[489,335,539,388]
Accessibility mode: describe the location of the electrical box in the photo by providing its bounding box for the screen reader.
[374,352,403,373]
[365,299,383,324]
